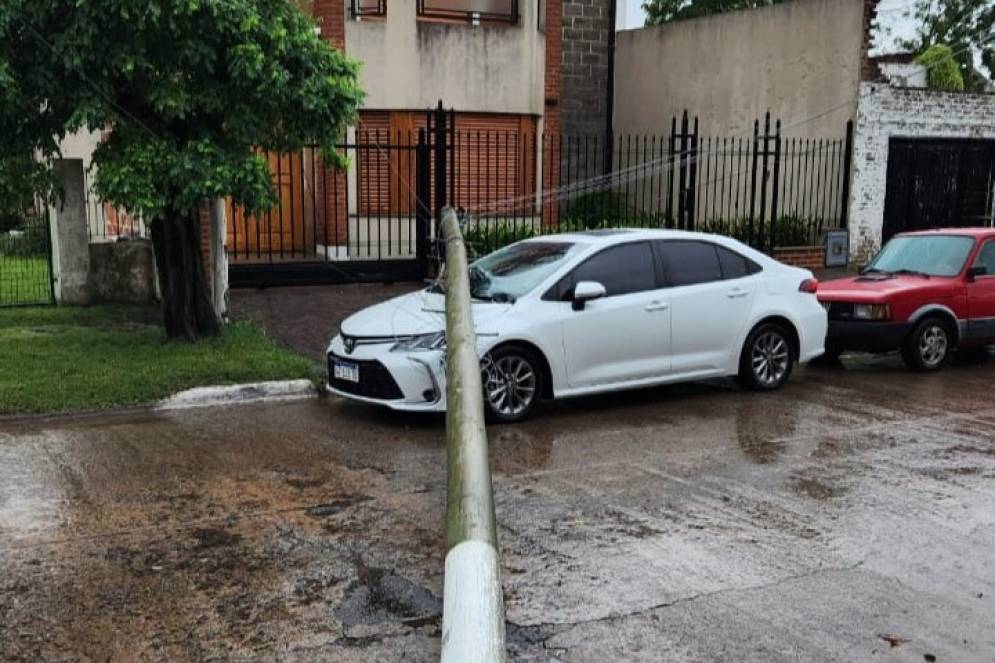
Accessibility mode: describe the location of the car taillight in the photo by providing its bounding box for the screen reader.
[798,278,819,294]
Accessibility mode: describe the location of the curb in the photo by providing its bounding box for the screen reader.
[155,379,318,411]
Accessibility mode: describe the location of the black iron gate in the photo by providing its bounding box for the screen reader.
[883,138,995,242]
[229,102,856,287]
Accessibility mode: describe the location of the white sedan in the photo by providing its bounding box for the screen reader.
[327,229,827,422]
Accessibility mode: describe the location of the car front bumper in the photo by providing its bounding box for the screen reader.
[826,320,910,353]
[326,336,447,413]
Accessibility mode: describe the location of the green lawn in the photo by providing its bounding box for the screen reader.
[0,256,51,306]
[0,306,319,416]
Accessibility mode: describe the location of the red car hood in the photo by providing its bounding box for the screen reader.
[817,274,960,303]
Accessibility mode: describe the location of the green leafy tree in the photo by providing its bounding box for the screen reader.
[898,0,994,92]
[915,44,966,91]
[0,1,363,338]
[643,0,786,25]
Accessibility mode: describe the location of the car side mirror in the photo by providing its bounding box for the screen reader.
[967,265,987,281]
[572,281,606,311]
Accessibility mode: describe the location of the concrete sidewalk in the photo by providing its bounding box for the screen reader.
[230,283,420,360]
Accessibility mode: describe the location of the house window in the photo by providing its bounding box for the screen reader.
[417,0,519,24]
[351,0,386,18]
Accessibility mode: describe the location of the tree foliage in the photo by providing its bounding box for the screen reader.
[642,0,786,25]
[0,0,363,219]
[898,0,994,93]
[0,0,363,338]
[915,44,966,91]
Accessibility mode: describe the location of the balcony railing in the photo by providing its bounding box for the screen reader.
[351,0,386,18]
[417,0,519,24]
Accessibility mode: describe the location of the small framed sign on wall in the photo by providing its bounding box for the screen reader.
[825,230,849,268]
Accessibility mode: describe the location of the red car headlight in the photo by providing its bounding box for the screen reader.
[853,303,891,321]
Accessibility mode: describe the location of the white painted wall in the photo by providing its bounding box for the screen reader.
[613,0,865,138]
[345,1,545,114]
[59,129,100,174]
[848,82,995,263]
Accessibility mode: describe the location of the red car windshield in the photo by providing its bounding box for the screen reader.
[865,235,975,277]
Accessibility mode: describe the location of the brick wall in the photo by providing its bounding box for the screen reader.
[848,82,995,264]
[199,205,213,295]
[312,0,348,250]
[543,0,563,225]
[859,0,882,82]
[773,246,826,272]
[313,0,345,49]
[561,0,613,138]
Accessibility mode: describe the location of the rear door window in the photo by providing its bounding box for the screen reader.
[716,245,761,279]
[656,241,723,287]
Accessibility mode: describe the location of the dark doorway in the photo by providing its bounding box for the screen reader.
[883,138,995,242]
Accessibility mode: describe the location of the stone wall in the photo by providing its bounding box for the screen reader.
[848,82,995,264]
[88,240,157,305]
[560,0,613,138]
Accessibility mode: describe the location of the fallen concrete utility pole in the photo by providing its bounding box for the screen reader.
[439,207,505,663]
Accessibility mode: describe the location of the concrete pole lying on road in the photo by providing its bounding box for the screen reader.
[439,207,506,663]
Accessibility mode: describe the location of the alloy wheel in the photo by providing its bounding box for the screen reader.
[751,331,790,387]
[481,354,537,418]
[918,324,948,368]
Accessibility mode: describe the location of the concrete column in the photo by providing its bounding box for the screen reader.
[209,199,228,319]
[439,208,505,663]
[51,159,91,304]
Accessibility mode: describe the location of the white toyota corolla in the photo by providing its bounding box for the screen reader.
[327,229,827,422]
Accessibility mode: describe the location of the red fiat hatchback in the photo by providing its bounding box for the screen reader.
[818,228,995,370]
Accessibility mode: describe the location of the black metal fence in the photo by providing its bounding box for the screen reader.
[0,207,54,307]
[455,110,854,255]
[84,172,148,242]
[226,103,854,286]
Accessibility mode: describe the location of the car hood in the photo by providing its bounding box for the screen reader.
[338,288,513,338]
[817,274,960,303]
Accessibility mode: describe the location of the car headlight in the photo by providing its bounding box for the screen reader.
[391,331,446,352]
[853,303,890,321]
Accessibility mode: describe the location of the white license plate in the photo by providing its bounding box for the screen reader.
[333,360,360,383]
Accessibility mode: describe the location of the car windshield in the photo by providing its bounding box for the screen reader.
[865,235,975,277]
[431,240,580,302]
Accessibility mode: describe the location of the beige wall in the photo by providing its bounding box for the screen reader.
[59,129,101,172]
[345,2,545,115]
[614,0,864,138]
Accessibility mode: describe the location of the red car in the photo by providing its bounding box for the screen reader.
[818,228,995,370]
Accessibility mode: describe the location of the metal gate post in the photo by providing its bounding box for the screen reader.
[770,118,782,254]
[433,100,448,218]
[687,116,699,231]
[677,111,688,229]
[416,128,431,264]
[666,116,676,228]
[748,118,760,248]
[758,112,771,252]
[840,119,854,229]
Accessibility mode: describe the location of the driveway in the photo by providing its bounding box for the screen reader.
[2,349,994,661]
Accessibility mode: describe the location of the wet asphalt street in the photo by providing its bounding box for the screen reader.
[2,352,995,662]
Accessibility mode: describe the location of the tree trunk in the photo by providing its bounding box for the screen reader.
[151,207,220,340]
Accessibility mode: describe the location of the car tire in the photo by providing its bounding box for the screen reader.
[738,322,795,390]
[480,345,543,423]
[901,317,953,372]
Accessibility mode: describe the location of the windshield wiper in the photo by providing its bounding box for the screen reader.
[892,269,931,278]
[859,267,891,276]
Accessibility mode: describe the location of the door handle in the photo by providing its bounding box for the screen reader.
[727,289,749,299]
[645,301,670,312]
